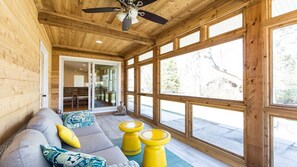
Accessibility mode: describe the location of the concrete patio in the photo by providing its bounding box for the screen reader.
[139,104,297,166]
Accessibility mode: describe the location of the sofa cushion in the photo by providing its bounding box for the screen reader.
[35,108,63,125]
[40,145,107,167]
[56,125,81,148]
[0,129,51,167]
[73,121,103,137]
[63,133,114,154]
[26,115,61,148]
[91,146,128,166]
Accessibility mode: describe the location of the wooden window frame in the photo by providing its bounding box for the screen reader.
[138,61,154,121]
[268,21,297,108]
[190,102,246,158]
[265,21,297,167]
[178,29,201,49]
[126,67,134,93]
[263,0,297,166]
[126,93,135,113]
[124,6,251,167]
[158,36,246,104]
[269,0,297,18]
[208,11,244,39]
[138,50,154,62]
[157,34,246,162]
[126,58,134,67]
[158,98,187,136]
[159,41,174,56]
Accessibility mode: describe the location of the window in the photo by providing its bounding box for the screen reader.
[127,58,134,65]
[160,100,185,132]
[160,42,173,54]
[273,117,297,166]
[160,39,243,101]
[180,31,200,48]
[139,51,153,62]
[192,105,244,156]
[209,14,243,38]
[272,24,297,106]
[127,95,134,112]
[272,0,297,17]
[140,64,153,93]
[140,96,153,118]
[127,68,134,92]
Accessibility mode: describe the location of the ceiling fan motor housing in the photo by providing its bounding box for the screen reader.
[129,8,139,18]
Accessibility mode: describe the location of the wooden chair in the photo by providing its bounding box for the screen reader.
[77,87,88,109]
[63,87,74,109]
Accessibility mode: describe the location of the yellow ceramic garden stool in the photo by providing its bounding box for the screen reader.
[139,129,171,167]
[118,121,144,155]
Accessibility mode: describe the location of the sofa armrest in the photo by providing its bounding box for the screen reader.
[108,160,139,167]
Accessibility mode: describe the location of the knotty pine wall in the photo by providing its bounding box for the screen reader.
[51,48,124,110]
[0,0,52,144]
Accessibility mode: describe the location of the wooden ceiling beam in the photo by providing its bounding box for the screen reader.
[53,45,122,57]
[38,10,155,46]
[33,0,43,11]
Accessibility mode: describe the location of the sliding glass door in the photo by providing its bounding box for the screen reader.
[61,57,121,113]
[92,64,117,109]
[63,61,90,112]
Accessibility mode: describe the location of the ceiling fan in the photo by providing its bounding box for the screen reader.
[82,0,168,31]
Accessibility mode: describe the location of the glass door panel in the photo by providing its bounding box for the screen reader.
[93,64,117,108]
[88,62,92,110]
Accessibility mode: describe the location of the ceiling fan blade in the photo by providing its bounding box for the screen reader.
[122,15,132,31]
[135,0,157,7]
[82,7,121,13]
[138,10,168,25]
[118,0,127,7]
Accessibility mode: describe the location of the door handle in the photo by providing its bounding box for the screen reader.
[42,95,47,97]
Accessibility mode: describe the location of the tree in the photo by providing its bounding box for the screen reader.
[273,25,297,105]
[161,59,180,94]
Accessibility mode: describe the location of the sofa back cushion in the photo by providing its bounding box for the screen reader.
[35,108,63,125]
[0,129,51,167]
[27,115,62,148]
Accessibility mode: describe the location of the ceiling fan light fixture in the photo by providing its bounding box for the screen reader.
[132,17,139,24]
[116,12,127,22]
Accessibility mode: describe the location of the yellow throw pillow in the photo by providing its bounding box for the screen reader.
[56,125,81,148]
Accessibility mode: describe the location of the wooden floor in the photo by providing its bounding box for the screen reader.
[95,114,229,167]
[64,106,88,112]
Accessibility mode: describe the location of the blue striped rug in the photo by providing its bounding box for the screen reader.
[112,138,192,167]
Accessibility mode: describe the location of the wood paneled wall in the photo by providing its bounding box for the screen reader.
[0,0,52,144]
[51,48,124,110]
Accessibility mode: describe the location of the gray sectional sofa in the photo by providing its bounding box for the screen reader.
[0,108,138,167]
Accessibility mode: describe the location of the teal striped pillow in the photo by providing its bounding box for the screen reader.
[63,111,94,129]
[40,145,106,167]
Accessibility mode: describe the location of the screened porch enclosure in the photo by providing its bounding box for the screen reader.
[124,1,297,165]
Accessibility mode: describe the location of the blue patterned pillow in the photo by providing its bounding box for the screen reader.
[63,111,94,129]
[40,145,107,167]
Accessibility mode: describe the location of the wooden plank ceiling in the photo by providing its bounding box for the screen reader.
[37,0,218,56]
